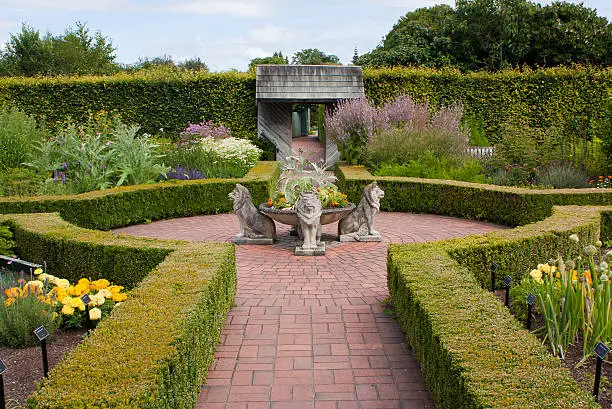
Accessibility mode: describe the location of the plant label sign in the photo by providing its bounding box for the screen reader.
[594,341,610,360]
[34,325,50,341]
[526,293,536,305]
[0,358,6,375]
[81,294,91,306]
[490,263,498,273]
[504,276,512,287]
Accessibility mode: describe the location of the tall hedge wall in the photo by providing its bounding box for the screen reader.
[0,67,608,145]
[0,71,257,139]
[363,66,612,143]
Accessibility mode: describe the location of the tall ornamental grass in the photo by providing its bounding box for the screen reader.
[325,94,468,167]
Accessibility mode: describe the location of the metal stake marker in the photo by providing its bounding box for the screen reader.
[0,359,7,409]
[593,341,610,402]
[34,326,50,377]
[490,263,498,292]
[504,276,512,307]
[81,294,92,332]
[526,293,536,330]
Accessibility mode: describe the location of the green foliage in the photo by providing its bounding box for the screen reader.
[373,152,487,183]
[0,71,259,145]
[291,49,340,65]
[461,113,489,146]
[26,240,235,409]
[0,168,43,197]
[0,161,279,230]
[2,213,176,288]
[536,162,589,189]
[336,164,612,226]
[357,0,611,71]
[602,97,612,172]
[0,107,47,171]
[248,51,288,72]
[363,66,611,151]
[0,290,60,348]
[387,205,604,408]
[0,224,13,255]
[0,22,118,76]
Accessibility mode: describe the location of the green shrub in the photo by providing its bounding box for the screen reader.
[0,168,44,197]
[462,113,489,147]
[0,107,47,171]
[0,224,13,255]
[27,241,236,409]
[0,213,177,288]
[336,164,612,226]
[373,152,487,183]
[0,161,279,230]
[536,162,589,189]
[0,290,60,348]
[388,205,605,408]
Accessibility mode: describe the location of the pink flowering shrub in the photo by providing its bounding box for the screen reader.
[326,94,467,166]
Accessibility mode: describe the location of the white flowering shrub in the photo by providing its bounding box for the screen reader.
[197,136,262,178]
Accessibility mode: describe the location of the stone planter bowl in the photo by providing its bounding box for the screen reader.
[259,203,355,226]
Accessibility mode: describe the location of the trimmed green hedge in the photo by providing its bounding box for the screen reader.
[1,67,608,146]
[27,241,235,409]
[0,161,280,230]
[0,213,179,288]
[388,205,605,409]
[364,66,611,143]
[0,72,257,139]
[336,164,612,226]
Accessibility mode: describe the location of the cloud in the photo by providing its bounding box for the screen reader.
[365,0,452,8]
[162,0,275,17]
[2,0,126,11]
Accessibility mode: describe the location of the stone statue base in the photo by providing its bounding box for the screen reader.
[339,233,381,242]
[295,242,325,256]
[232,237,274,245]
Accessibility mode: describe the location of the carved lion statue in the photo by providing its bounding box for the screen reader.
[295,190,322,250]
[229,184,276,240]
[338,181,385,237]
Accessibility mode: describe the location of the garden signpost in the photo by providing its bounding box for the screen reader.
[593,341,610,402]
[81,294,92,332]
[34,325,50,377]
[504,276,512,307]
[526,293,536,330]
[0,358,6,409]
[490,263,498,292]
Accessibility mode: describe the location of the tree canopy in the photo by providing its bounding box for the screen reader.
[356,0,611,70]
[248,51,288,71]
[0,22,119,76]
[291,49,341,65]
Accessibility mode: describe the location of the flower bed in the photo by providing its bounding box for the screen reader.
[0,161,280,230]
[388,205,607,408]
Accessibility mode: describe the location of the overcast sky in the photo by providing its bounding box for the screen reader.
[1,0,610,72]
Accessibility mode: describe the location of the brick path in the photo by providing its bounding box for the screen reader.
[291,135,325,164]
[114,213,506,408]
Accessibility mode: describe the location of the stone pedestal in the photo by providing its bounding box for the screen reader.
[295,242,325,256]
[339,234,381,242]
[232,237,274,245]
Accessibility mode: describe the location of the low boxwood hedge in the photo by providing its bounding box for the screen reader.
[27,241,236,409]
[336,164,612,226]
[0,213,180,288]
[0,161,280,230]
[388,205,607,409]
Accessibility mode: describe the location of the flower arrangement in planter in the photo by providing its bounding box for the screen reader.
[266,153,349,210]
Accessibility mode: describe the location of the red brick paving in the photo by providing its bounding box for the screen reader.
[114,213,506,408]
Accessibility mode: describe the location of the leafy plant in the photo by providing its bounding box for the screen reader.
[373,151,487,183]
[0,225,13,256]
[0,107,47,171]
[0,280,60,347]
[536,162,589,189]
[109,125,169,186]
